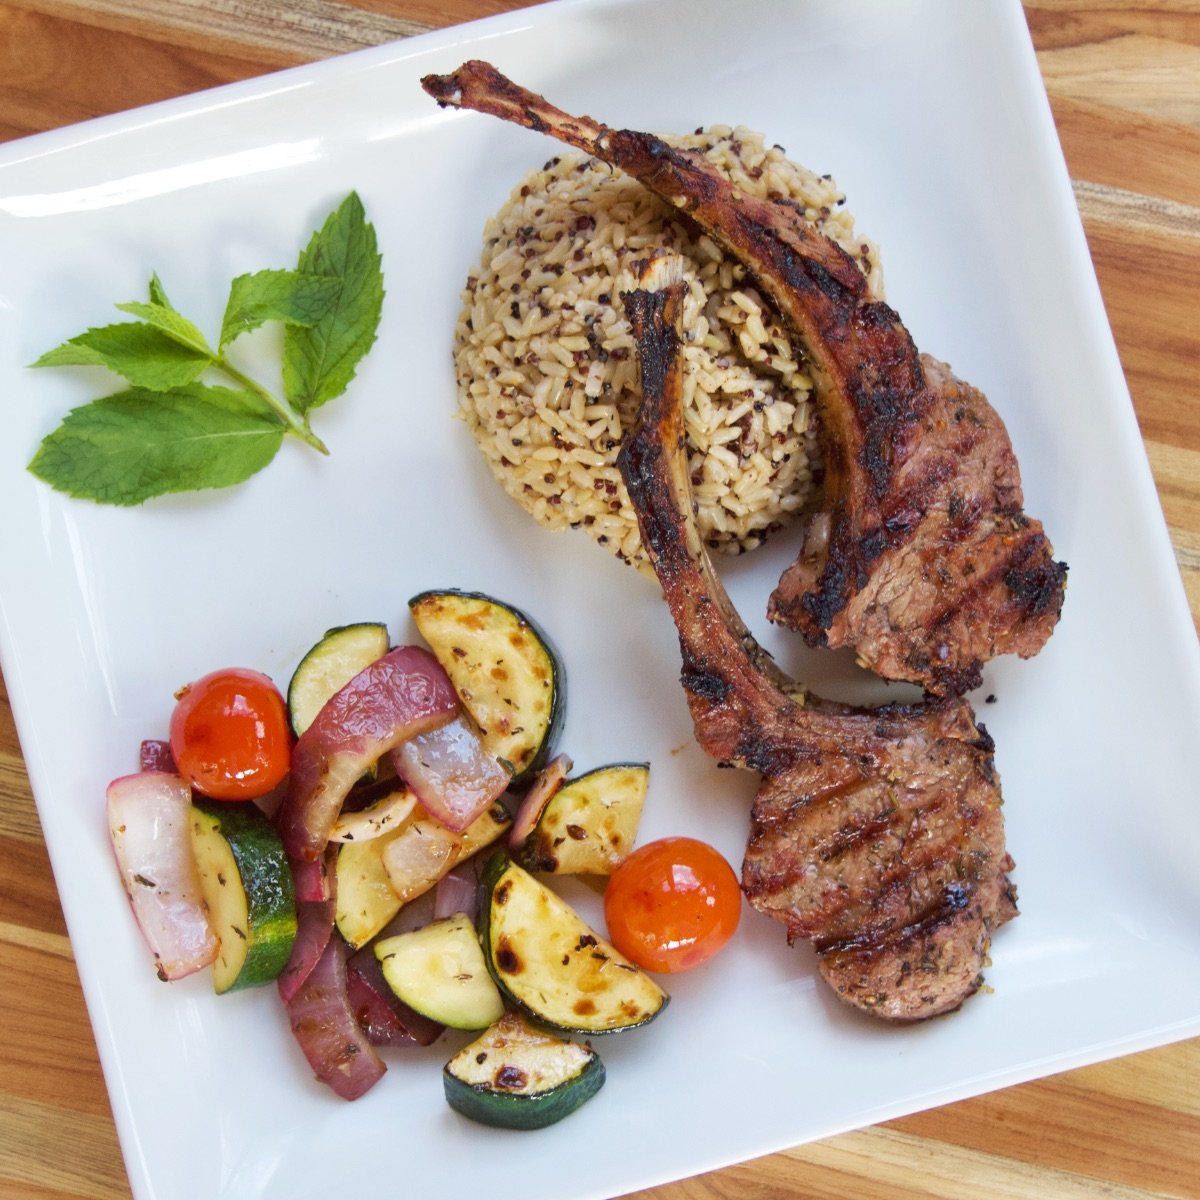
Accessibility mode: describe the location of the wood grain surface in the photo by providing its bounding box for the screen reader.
[1,2,1197,1198]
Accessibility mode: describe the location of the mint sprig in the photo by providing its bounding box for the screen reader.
[27,192,383,506]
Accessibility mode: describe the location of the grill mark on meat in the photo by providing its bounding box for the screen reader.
[747,747,1001,947]
[608,251,1015,1022]
[421,62,1067,696]
[816,808,903,864]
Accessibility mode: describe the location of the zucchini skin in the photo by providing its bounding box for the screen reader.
[443,1010,605,1130]
[190,801,297,993]
[408,589,565,788]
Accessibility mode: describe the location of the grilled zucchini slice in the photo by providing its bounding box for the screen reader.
[286,622,390,737]
[408,590,563,786]
[334,795,414,951]
[481,855,668,1034]
[189,801,297,993]
[514,762,648,875]
[375,913,505,1031]
[444,1009,604,1130]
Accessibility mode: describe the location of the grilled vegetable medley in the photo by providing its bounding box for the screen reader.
[106,588,740,1128]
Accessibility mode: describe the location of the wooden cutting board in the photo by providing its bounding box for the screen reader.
[0,2,1197,1198]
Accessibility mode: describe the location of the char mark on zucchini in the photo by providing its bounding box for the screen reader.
[481,855,668,1034]
[443,1009,605,1130]
[420,60,1067,697]
[614,254,1017,1023]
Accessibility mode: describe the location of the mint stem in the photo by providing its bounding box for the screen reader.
[214,356,329,454]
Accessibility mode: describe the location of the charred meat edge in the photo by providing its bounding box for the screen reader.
[422,61,1067,697]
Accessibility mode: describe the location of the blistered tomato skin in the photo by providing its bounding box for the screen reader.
[603,836,742,974]
[169,668,291,801]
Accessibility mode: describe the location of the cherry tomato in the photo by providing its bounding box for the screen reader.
[169,668,291,801]
[603,836,741,973]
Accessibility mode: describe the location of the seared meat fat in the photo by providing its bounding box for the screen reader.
[422,61,1067,696]
[617,255,1017,1022]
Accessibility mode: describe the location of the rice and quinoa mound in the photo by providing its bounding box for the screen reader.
[454,126,883,572]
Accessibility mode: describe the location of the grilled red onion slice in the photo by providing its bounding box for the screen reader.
[276,645,459,866]
[284,934,385,1100]
[392,713,512,832]
[277,898,335,1004]
[508,753,572,849]
[277,847,338,1003]
[433,860,481,924]
[288,847,335,903]
[138,739,176,774]
[106,772,218,981]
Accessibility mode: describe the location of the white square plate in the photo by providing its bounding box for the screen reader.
[2,2,1198,1198]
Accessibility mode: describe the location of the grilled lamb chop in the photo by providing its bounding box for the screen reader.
[618,254,1016,1022]
[422,61,1067,696]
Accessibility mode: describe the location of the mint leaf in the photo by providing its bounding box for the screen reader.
[220,269,342,349]
[27,385,285,505]
[148,274,173,309]
[283,192,383,414]
[31,323,211,390]
[115,300,212,356]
